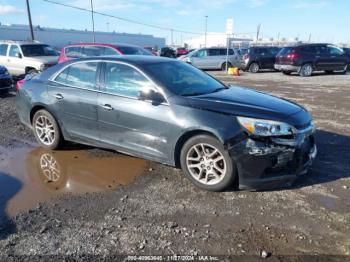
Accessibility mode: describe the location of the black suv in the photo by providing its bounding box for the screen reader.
[275,44,350,77]
[160,47,176,58]
[240,46,281,73]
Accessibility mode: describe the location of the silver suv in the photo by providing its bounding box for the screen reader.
[178,47,240,70]
[0,41,59,77]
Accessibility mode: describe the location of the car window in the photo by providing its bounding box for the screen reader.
[54,62,98,90]
[269,48,280,55]
[21,45,57,57]
[117,46,152,55]
[0,44,8,56]
[65,46,82,58]
[82,46,105,57]
[9,45,20,57]
[314,45,328,55]
[197,49,208,58]
[209,49,221,56]
[328,45,344,56]
[104,47,119,56]
[104,62,154,98]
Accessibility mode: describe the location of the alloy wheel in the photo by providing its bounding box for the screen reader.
[35,115,56,146]
[302,64,313,76]
[186,143,227,185]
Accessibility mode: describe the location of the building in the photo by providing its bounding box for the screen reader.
[184,33,253,49]
[0,24,165,49]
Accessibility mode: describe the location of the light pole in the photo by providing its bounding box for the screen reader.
[26,0,35,41]
[90,0,96,43]
[204,15,208,47]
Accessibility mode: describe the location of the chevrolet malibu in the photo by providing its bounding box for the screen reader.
[16,56,317,191]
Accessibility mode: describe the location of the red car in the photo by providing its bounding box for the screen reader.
[58,43,153,63]
[176,47,189,57]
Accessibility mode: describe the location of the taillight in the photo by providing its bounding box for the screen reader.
[286,53,299,60]
[16,80,25,91]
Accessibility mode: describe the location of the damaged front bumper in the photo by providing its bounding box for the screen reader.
[228,128,317,190]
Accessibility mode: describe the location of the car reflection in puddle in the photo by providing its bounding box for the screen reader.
[1,147,149,216]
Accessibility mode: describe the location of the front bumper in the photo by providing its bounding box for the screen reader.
[0,77,13,92]
[229,132,317,190]
[274,64,300,72]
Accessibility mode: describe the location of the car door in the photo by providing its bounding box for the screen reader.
[327,45,348,70]
[190,49,209,69]
[48,61,100,143]
[97,61,173,161]
[0,44,9,68]
[207,48,221,69]
[257,48,270,69]
[313,45,331,70]
[6,44,24,76]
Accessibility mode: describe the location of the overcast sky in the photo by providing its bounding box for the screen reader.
[0,0,349,44]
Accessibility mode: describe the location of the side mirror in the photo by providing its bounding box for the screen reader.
[16,53,22,59]
[138,88,165,104]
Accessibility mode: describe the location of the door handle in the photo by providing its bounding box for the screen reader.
[100,104,113,110]
[54,93,63,100]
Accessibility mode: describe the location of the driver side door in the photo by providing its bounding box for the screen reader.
[6,44,25,76]
[97,62,174,161]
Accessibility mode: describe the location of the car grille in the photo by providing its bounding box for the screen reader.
[0,78,12,87]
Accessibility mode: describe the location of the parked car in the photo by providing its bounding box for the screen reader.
[58,43,153,63]
[160,47,176,58]
[0,41,59,77]
[176,47,189,57]
[178,47,240,70]
[275,44,350,77]
[0,65,12,94]
[240,46,281,73]
[343,47,350,56]
[16,56,317,191]
[144,46,158,56]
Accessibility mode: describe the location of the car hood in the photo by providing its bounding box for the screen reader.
[186,85,309,126]
[25,56,59,64]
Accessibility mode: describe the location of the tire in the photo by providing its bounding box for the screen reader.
[27,68,38,75]
[249,62,259,73]
[299,63,313,77]
[221,62,232,71]
[180,134,236,191]
[282,71,292,75]
[32,110,63,150]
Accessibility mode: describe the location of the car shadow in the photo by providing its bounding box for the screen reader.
[0,173,22,240]
[290,129,350,189]
[286,71,346,77]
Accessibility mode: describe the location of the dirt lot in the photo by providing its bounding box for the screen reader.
[0,71,349,260]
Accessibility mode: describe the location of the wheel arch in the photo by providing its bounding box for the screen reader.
[25,66,37,74]
[174,129,223,168]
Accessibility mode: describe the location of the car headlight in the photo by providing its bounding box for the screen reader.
[237,116,295,137]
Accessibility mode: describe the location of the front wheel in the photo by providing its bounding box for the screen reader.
[32,110,63,150]
[299,63,313,77]
[221,62,232,71]
[180,135,236,191]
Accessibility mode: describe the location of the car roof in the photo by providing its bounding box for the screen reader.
[62,55,175,66]
[62,42,144,49]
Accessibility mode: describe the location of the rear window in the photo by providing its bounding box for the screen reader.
[117,46,152,55]
[278,47,294,56]
[0,44,8,56]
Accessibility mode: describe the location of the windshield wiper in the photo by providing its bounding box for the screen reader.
[181,92,207,97]
[209,87,228,93]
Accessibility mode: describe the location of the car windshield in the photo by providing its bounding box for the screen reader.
[21,44,57,57]
[143,61,227,96]
[117,46,152,55]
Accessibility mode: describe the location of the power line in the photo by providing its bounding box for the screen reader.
[42,0,202,35]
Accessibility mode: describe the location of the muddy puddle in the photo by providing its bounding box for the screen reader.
[0,146,149,217]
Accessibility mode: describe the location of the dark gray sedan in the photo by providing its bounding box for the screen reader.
[16,56,317,191]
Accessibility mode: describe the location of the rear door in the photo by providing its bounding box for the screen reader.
[48,61,100,143]
[256,48,270,69]
[97,61,173,161]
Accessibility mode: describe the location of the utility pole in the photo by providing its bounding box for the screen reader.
[308,33,312,43]
[26,0,35,41]
[170,29,174,45]
[256,23,261,44]
[204,15,208,47]
[90,0,96,43]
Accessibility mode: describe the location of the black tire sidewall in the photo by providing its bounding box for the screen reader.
[180,134,236,191]
[32,110,62,150]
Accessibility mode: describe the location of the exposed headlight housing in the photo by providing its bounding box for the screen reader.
[237,116,295,137]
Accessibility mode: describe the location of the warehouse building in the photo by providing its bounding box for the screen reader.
[0,24,165,49]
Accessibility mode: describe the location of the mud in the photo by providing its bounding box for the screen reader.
[0,145,149,216]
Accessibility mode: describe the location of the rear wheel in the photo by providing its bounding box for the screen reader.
[249,62,260,73]
[221,62,232,71]
[180,134,236,191]
[299,63,313,77]
[32,110,63,150]
[282,71,292,75]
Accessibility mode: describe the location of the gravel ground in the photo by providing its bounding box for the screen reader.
[0,71,349,260]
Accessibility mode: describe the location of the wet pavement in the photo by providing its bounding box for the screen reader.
[0,145,149,217]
